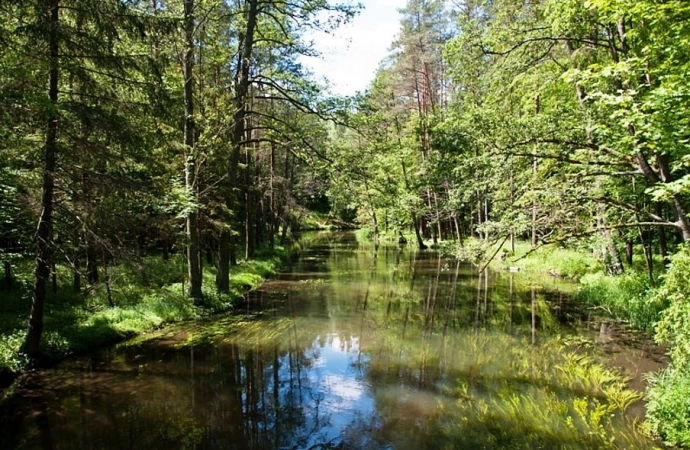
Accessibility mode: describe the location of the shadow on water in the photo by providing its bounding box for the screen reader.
[0,232,664,449]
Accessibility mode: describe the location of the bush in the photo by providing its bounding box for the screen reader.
[0,331,28,374]
[645,246,690,447]
[646,366,690,448]
[654,246,690,368]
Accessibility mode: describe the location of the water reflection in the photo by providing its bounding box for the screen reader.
[0,232,659,449]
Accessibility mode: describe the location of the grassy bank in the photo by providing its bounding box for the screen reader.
[0,246,289,385]
[437,236,690,448]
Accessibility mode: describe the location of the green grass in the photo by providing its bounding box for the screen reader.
[574,272,662,331]
[444,239,603,280]
[293,209,356,232]
[0,247,288,382]
[355,226,415,245]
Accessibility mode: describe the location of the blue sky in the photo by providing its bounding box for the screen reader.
[301,0,406,96]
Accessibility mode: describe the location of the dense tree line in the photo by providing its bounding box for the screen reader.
[0,0,357,356]
[333,0,690,272]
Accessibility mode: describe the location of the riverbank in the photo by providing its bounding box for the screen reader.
[438,237,690,448]
[0,246,291,391]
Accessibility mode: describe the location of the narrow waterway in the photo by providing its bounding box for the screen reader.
[0,232,663,449]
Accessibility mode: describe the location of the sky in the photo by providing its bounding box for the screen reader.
[300,0,407,96]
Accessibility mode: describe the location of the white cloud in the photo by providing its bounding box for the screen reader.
[301,0,406,96]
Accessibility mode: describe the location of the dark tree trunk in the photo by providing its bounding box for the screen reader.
[184,0,202,300]
[72,225,81,293]
[23,0,59,357]
[216,230,231,294]
[51,262,57,294]
[86,243,98,285]
[625,240,633,267]
[268,141,276,249]
[655,203,669,264]
[5,261,12,291]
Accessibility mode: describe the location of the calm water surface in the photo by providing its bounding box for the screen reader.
[0,233,663,449]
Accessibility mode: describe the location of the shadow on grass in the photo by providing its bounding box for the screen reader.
[0,247,289,389]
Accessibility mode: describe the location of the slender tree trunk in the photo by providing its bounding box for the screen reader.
[637,223,653,282]
[230,0,258,182]
[72,225,81,293]
[23,0,59,357]
[428,195,437,244]
[244,145,254,260]
[654,203,669,263]
[86,237,98,285]
[279,151,291,246]
[477,195,483,241]
[510,158,515,253]
[269,141,276,249]
[184,0,202,300]
[4,261,12,291]
[625,240,633,267]
[532,95,540,247]
[216,230,230,294]
[401,159,426,249]
[364,178,378,243]
[220,0,259,279]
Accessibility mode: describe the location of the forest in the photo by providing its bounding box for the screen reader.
[1,0,690,447]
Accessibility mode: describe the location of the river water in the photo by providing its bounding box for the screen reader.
[0,232,663,449]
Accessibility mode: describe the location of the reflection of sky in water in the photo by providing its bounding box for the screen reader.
[0,235,660,450]
[288,334,380,448]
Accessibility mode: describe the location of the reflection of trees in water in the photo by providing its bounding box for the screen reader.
[2,325,385,450]
[0,243,654,450]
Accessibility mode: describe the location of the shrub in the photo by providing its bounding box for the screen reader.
[646,246,690,447]
[646,366,690,448]
[0,331,28,373]
[654,246,690,368]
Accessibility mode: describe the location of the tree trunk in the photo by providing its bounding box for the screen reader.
[531,96,540,247]
[637,224,653,283]
[625,240,633,267]
[604,228,624,275]
[22,0,59,357]
[184,0,202,300]
[654,203,669,263]
[72,225,81,293]
[51,262,57,294]
[229,0,258,183]
[216,230,230,294]
[5,261,12,291]
[86,240,98,285]
[269,141,276,249]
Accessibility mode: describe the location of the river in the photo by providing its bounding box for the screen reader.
[0,232,664,449]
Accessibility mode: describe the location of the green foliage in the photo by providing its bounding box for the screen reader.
[646,366,690,448]
[576,272,661,331]
[642,247,690,447]
[0,249,285,380]
[443,239,601,281]
[654,246,690,367]
[0,331,29,374]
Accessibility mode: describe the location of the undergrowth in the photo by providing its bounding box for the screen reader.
[0,247,287,381]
